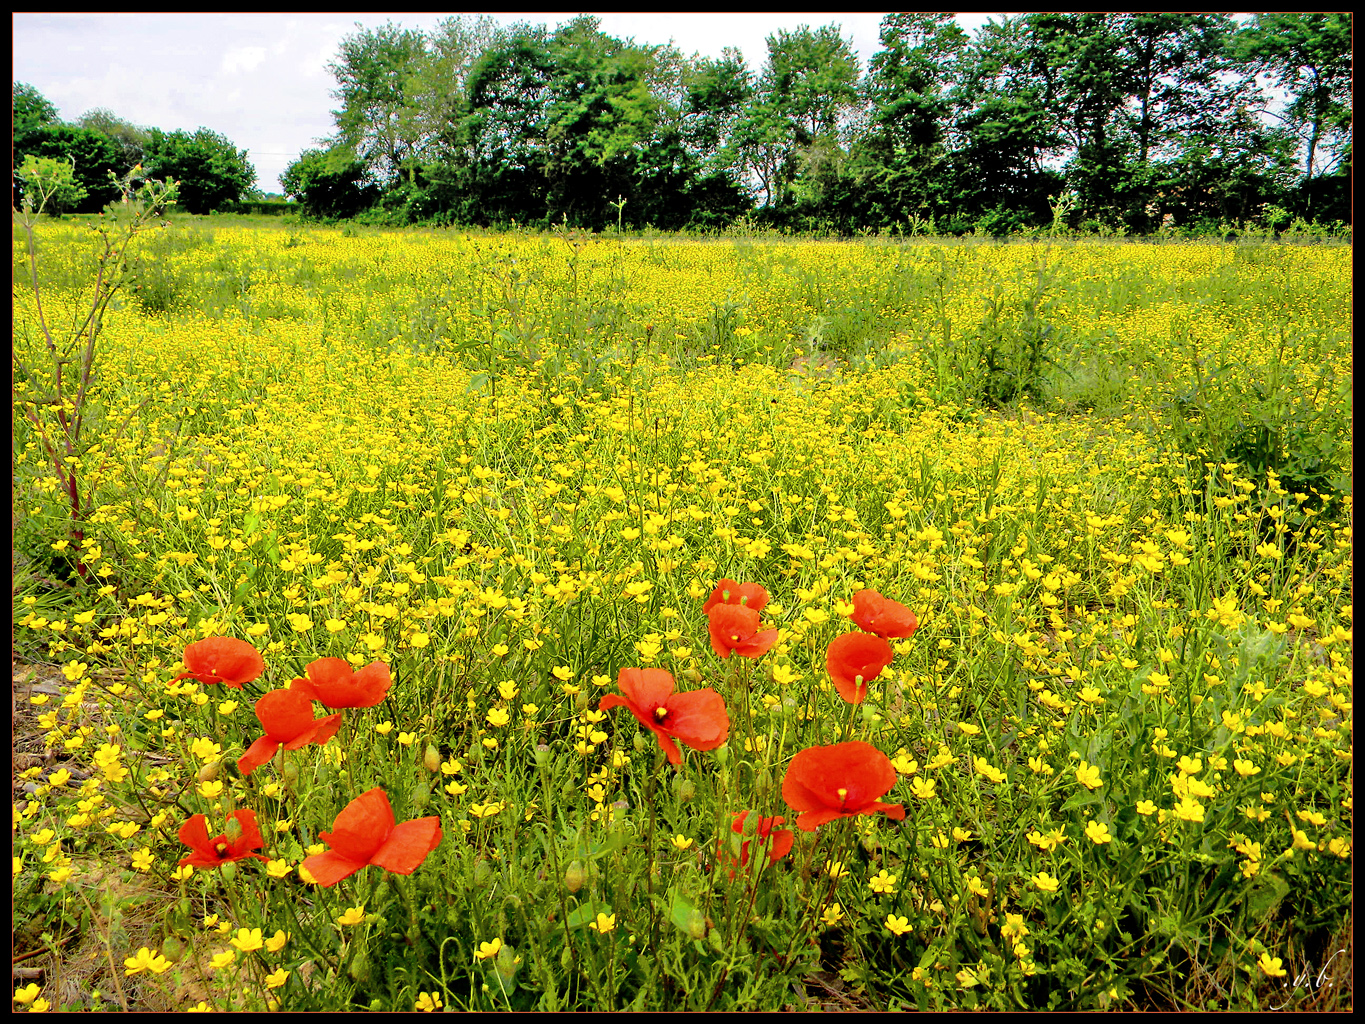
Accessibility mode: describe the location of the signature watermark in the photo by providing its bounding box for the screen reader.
[1268,948,1348,1010]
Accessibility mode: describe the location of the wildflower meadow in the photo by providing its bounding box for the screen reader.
[11,200,1352,1011]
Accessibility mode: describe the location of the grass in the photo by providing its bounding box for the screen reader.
[10,214,1353,1012]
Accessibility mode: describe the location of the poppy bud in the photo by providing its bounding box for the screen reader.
[712,744,730,766]
[224,816,244,842]
[574,691,590,711]
[161,936,185,963]
[676,779,696,803]
[494,943,520,986]
[349,952,371,984]
[680,666,702,684]
[412,781,431,809]
[564,860,586,893]
[196,760,221,783]
[282,759,299,787]
[220,862,237,882]
[561,945,574,970]
[474,859,492,886]
[632,731,648,753]
[685,909,707,941]
[423,744,441,773]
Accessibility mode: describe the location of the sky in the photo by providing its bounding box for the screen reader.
[13,12,1014,193]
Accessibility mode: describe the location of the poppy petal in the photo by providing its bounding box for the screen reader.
[660,689,730,750]
[283,712,343,751]
[254,688,318,742]
[322,788,395,864]
[301,850,367,887]
[851,589,918,639]
[370,816,443,875]
[616,668,676,712]
[237,735,281,776]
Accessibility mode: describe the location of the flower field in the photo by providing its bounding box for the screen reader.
[12,219,1353,1011]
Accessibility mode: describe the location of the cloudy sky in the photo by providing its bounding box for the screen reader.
[13,12,1010,192]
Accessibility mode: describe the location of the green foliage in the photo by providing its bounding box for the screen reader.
[144,127,255,215]
[16,155,89,215]
[280,147,379,220]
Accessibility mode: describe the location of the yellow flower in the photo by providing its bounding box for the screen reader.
[486,707,510,728]
[1032,872,1060,893]
[884,914,912,936]
[415,991,443,1011]
[820,903,844,927]
[266,930,289,953]
[1233,759,1260,777]
[1135,800,1157,816]
[671,835,694,851]
[868,870,898,895]
[230,928,264,953]
[967,875,989,898]
[337,905,366,926]
[209,950,237,970]
[910,777,937,800]
[1085,820,1113,844]
[1177,754,1203,775]
[131,848,155,872]
[1258,953,1287,978]
[124,947,172,976]
[1173,797,1205,823]
[1075,761,1102,790]
[974,756,1006,784]
[588,912,616,934]
[1000,913,1029,942]
[266,859,292,879]
[475,938,503,960]
[398,731,417,746]
[266,968,290,990]
[13,983,42,1005]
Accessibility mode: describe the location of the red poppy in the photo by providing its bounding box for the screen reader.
[850,589,918,640]
[782,741,906,831]
[178,808,269,869]
[825,632,895,704]
[171,637,265,689]
[237,688,344,776]
[302,788,443,887]
[702,579,769,615]
[706,604,779,660]
[289,657,391,709]
[599,668,729,766]
[722,811,794,875]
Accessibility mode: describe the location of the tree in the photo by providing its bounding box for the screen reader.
[13,124,123,212]
[76,107,151,171]
[13,81,59,133]
[328,21,430,185]
[144,128,256,214]
[280,146,379,219]
[857,14,969,224]
[15,155,88,215]
[1236,12,1351,212]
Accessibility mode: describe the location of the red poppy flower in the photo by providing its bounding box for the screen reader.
[850,589,918,640]
[599,668,729,766]
[702,579,769,615]
[178,808,269,869]
[825,632,895,704]
[237,688,344,776]
[722,811,794,875]
[706,604,779,660]
[171,637,265,689]
[302,788,442,887]
[289,657,391,709]
[782,741,906,831]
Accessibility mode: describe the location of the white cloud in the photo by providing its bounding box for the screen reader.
[221,46,267,75]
